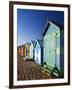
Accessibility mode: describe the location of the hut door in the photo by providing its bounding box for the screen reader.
[35,48,41,64]
[26,47,28,58]
[47,35,55,68]
[36,48,39,64]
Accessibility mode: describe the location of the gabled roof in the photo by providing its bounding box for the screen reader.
[50,21,64,30]
[25,42,30,47]
[43,21,64,36]
[34,39,43,48]
[30,40,36,46]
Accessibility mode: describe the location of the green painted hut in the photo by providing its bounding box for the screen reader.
[43,21,64,77]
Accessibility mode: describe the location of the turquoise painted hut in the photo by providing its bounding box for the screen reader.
[34,40,43,65]
[43,21,64,77]
[29,41,36,59]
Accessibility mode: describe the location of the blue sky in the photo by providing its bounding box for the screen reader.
[17,9,64,46]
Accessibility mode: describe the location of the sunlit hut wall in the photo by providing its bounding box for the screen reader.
[43,21,64,76]
[28,43,30,58]
[29,41,36,59]
[17,46,19,54]
[21,44,26,57]
[17,46,22,56]
[34,40,43,65]
[20,45,24,56]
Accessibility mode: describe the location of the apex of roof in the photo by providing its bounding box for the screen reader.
[30,40,36,46]
[34,39,43,48]
[43,20,64,36]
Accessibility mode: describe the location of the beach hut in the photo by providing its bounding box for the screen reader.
[21,45,26,57]
[29,41,36,59]
[34,40,43,65]
[43,21,64,77]
[17,46,23,56]
[25,42,30,59]
[17,46,21,55]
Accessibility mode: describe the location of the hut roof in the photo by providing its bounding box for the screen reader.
[25,42,30,47]
[34,39,43,48]
[43,21,64,36]
[30,40,36,46]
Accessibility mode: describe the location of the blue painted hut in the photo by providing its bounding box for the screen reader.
[34,40,43,65]
[43,21,64,77]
